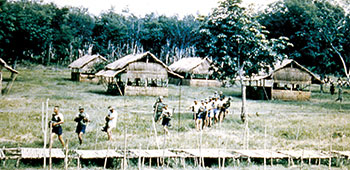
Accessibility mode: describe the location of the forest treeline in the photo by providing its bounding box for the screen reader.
[0,0,350,77]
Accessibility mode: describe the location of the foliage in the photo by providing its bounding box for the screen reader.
[197,0,290,81]
[0,0,201,66]
[259,0,350,77]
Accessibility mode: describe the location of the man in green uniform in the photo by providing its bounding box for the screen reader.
[153,96,165,122]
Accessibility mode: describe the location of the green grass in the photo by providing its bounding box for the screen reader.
[1,65,350,168]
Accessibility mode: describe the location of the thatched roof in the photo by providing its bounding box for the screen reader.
[0,58,19,74]
[250,59,322,84]
[169,57,212,75]
[100,52,183,78]
[68,54,107,69]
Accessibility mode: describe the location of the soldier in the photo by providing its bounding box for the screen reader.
[217,97,226,123]
[50,106,65,148]
[74,106,90,145]
[205,98,214,127]
[219,91,225,100]
[330,82,335,95]
[222,97,232,120]
[196,100,206,131]
[213,97,220,124]
[189,100,200,121]
[161,105,172,135]
[102,106,118,140]
[335,85,343,102]
[153,96,165,122]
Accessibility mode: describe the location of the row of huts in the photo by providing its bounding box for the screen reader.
[68,52,322,100]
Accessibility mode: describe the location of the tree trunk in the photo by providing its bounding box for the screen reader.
[326,37,350,79]
[240,79,247,123]
[239,66,246,123]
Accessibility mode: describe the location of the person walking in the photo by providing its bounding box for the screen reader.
[50,106,65,148]
[161,105,172,135]
[335,85,343,102]
[153,96,165,122]
[102,106,118,140]
[74,106,90,145]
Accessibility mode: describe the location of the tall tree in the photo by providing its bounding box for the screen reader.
[199,0,290,122]
[259,0,350,78]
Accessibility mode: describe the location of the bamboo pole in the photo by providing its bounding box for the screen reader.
[162,129,166,167]
[2,146,6,167]
[64,139,69,170]
[200,129,204,168]
[152,104,160,150]
[41,102,46,169]
[138,144,141,170]
[264,123,267,170]
[178,82,181,136]
[4,73,17,94]
[49,123,52,170]
[329,130,333,170]
[104,146,109,170]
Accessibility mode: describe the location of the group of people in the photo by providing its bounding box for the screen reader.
[189,91,231,131]
[324,77,346,102]
[50,105,117,148]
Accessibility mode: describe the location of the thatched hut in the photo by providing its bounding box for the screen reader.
[96,52,183,96]
[68,54,107,82]
[0,58,19,95]
[169,57,221,87]
[245,59,322,101]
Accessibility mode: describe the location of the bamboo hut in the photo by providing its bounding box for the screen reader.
[68,54,107,82]
[0,58,19,96]
[169,57,221,87]
[245,59,322,101]
[96,52,183,96]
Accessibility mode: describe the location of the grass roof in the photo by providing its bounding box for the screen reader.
[68,54,107,69]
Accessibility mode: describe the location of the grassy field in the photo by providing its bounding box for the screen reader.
[1,65,350,169]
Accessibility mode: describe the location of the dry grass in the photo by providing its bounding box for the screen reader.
[1,65,350,160]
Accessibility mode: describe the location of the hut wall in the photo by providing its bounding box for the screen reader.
[245,79,273,87]
[168,77,182,85]
[273,67,312,83]
[183,79,221,87]
[247,86,271,100]
[272,89,311,101]
[71,72,80,81]
[79,74,100,83]
[71,72,99,83]
[124,86,168,96]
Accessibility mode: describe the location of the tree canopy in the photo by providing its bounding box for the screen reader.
[259,0,350,77]
[0,0,350,81]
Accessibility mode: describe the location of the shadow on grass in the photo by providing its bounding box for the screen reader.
[88,89,119,96]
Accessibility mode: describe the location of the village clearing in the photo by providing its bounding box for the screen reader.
[1,65,350,169]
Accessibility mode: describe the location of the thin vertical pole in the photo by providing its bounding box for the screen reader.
[178,82,181,135]
[264,123,267,170]
[329,129,332,170]
[64,139,69,170]
[49,123,52,170]
[42,102,46,169]
[138,144,142,170]
[123,98,127,170]
[104,146,109,170]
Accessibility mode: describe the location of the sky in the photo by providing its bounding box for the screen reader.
[42,0,278,17]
